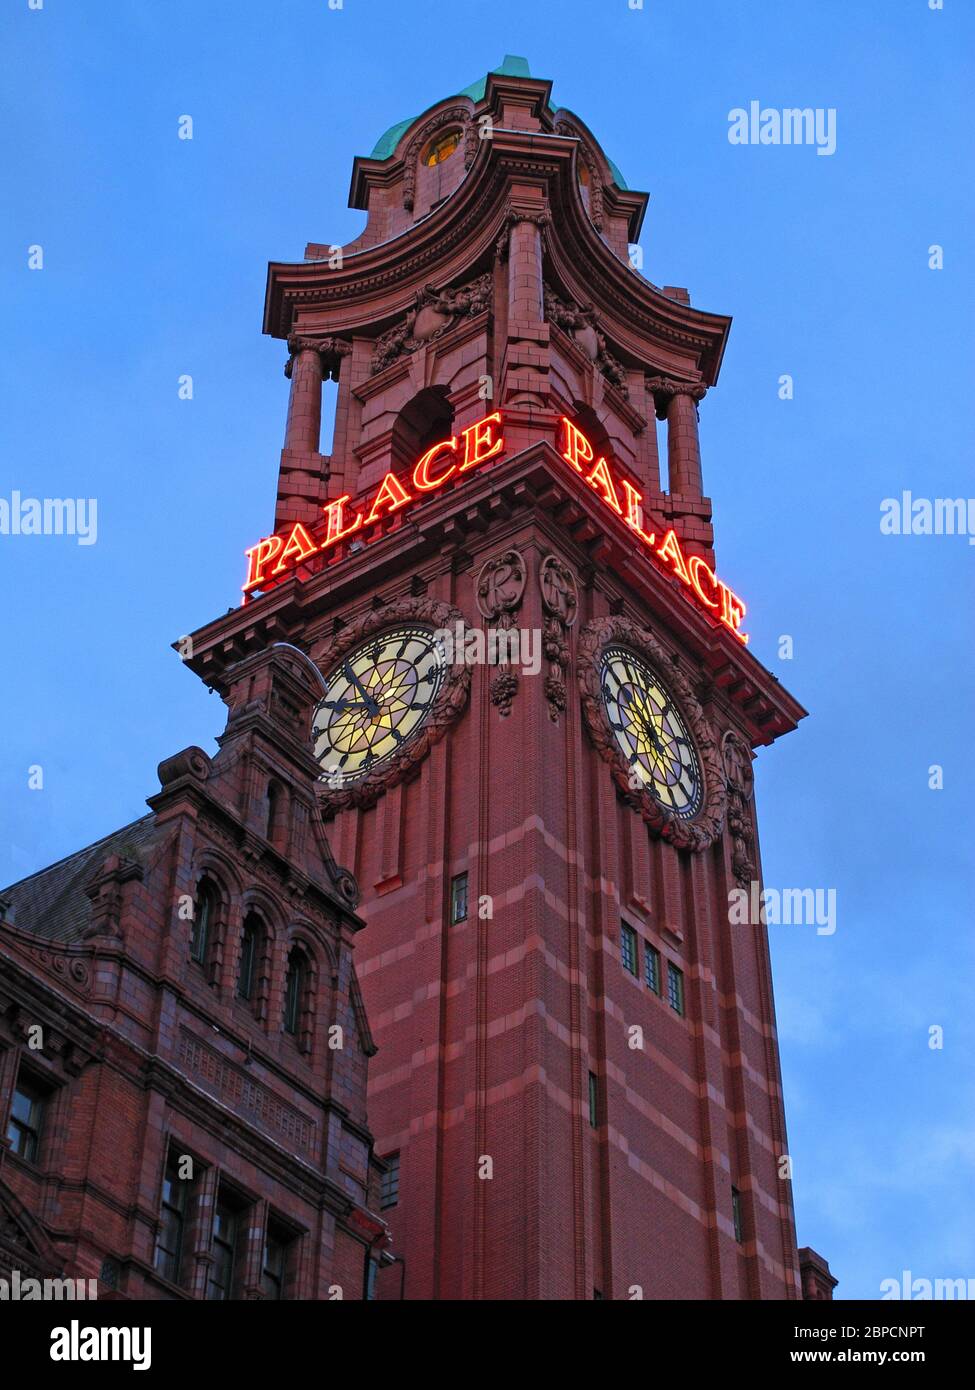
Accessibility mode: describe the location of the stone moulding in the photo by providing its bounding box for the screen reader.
[577,614,727,851]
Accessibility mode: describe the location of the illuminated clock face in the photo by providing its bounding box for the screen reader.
[313,626,447,786]
[600,645,703,818]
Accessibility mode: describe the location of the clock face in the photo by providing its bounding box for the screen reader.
[312,625,447,786]
[599,645,703,819]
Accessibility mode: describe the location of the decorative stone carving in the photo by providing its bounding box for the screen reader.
[539,555,578,723]
[722,730,757,887]
[494,208,552,262]
[475,549,527,622]
[543,285,629,398]
[577,615,727,851]
[370,273,493,375]
[158,746,211,788]
[284,335,351,382]
[476,549,527,719]
[402,106,476,212]
[313,597,473,814]
[645,375,707,420]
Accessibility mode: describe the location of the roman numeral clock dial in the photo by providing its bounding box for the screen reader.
[312,626,447,788]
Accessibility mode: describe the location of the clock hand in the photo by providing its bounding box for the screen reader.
[344,662,381,717]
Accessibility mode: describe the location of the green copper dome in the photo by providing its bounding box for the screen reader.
[368,55,628,190]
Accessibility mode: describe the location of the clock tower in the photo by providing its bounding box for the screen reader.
[185,57,815,1300]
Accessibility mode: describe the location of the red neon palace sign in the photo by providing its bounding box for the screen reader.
[242,411,748,644]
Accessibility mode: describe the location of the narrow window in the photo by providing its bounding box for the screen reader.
[644,944,661,995]
[380,1152,400,1210]
[207,1193,241,1301]
[588,1071,599,1129]
[265,781,285,846]
[6,1075,46,1163]
[667,961,685,1016]
[732,1186,743,1244]
[284,947,307,1036]
[620,922,638,976]
[238,912,261,1002]
[191,880,217,965]
[155,1154,192,1285]
[450,872,469,924]
[261,1222,291,1300]
[366,1258,379,1301]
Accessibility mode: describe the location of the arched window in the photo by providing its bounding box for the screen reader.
[283,947,308,1037]
[237,912,263,1003]
[391,387,454,473]
[191,879,219,965]
[421,130,461,167]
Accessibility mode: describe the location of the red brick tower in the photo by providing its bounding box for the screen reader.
[185,57,811,1300]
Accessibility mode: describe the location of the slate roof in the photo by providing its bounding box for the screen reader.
[0,815,162,944]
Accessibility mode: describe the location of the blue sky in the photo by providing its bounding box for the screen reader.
[1,0,972,1299]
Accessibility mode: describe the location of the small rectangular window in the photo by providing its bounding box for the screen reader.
[450,872,468,924]
[667,962,685,1016]
[644,944,661,995]
[732,1186,743,1244]
[380,1152,400,1210]
[588,1071,599,1129]
[6,1074,46,1163]
[620,922,638,977]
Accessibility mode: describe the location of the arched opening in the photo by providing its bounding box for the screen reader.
[237,911,264,1006]
[191,878,219,969]
[391,386,454,473]
[283,946,309,1038]
[570,402,613,463]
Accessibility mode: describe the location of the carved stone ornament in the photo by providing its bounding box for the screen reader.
[539,555,578,723]
[722,730,757,887]
[577,615,727,851]
[645,376,707,420]
[494,208,552,262]
[284,335,351,382]
[475,549,527,622]
[371,273,493,376]
[476,549,527,719]
[543,285,629,398]
[313,597,473,816]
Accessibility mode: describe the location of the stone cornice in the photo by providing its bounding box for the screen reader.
[263,129,731,382]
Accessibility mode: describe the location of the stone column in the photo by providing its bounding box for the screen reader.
[283,336,325,453]
[647,377,707,499]
[504,213,548,325]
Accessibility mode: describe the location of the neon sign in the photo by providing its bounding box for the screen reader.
[243,412,505,594]
[241,410,748,643]
[557,418,748,643]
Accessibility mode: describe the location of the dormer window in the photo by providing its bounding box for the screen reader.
[422,130,460,167]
